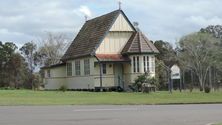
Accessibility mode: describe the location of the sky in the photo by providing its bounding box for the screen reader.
[0,0,222,47]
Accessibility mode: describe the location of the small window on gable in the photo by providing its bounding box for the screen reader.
[75,60,81,76]
[102,63,106,74]
[84,59,90,75]
[67,62,72,76]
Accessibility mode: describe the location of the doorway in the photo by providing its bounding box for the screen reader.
[114,63,123,88]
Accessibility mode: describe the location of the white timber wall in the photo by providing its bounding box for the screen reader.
[109,13,134,32]
[93,62,115,87]
[44,66,66,90]
[66,57,95,89]
[96,32,132,54]
[122,55,156,84]
[96,13,134,54]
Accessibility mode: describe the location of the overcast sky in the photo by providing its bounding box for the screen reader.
[0,0,221,47]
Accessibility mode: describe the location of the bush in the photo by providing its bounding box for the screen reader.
[59,85,67,92]
[204,86,211,93]
[133,73,158,92]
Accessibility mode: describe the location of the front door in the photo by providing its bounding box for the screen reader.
[114,64,123,88]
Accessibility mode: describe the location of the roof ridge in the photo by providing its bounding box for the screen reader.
[138,32,142,53]
[87,9,121,22]
[141,32,155,51]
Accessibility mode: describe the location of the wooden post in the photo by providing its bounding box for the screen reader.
[99,63,103,92]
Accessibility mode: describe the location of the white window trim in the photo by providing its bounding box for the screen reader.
[75,60,81,76]
[84,59,90,75]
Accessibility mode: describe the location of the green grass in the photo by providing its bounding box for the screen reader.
[0,90,222,105]
[215,123,222,125]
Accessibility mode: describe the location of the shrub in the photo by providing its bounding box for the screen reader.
[59,85,67,92]
[204,86,211,93]
[133,73,158,92]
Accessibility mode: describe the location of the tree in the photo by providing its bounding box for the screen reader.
[154,40,178,90]
[0,42,29,88]
[0,42,18,87]
[200,25,222,39]
[154,40,178,66]
[178,32,221,91]
[37,32,69,67]
[20,42,38,89]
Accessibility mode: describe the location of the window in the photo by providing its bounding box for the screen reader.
[147,56,149,72]
[137,56,139,72]
[84,59,90,75]
[75,60,81,76]
[151,56,155,72]
[67,62,72,76]
[143,56,150,72]
[143,56,146,72]
[102,63,106,74]
[47,69,50,78]
[132,56,140,73]
[133,56,136,73]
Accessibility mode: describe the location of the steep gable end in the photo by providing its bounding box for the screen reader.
[109,13,134,31]
[61,10,121,61]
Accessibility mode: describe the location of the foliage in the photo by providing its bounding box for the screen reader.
[154,40,177,90]
[0,42,30,88]
[19,42,39,89]
[204,86,211,93]
[59,85,67,92]
[37,32,70,67]
[178,32,221,90]
[155,59,168,90]
[134,73,159,92]
[200,25,222,39]
[154,40,178,66]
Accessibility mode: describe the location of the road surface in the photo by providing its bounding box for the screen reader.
[0,104,222,125]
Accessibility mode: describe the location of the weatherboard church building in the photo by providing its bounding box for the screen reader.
[42,8,159,90]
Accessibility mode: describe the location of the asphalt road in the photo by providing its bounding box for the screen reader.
[0,104,222,125]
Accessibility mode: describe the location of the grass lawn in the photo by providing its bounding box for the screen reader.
[214,124,222,125]
[0,90,222,105]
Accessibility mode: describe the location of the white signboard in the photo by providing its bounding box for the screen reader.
[171,64,180,79]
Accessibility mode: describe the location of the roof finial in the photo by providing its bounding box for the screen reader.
[133,22,140,31]
[84,15,88,22]
[118,1,122,10]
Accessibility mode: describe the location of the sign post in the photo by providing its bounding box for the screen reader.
[171,64,181,92]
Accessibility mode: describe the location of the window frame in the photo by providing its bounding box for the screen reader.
[84,59,90,75]
[75,60,81,76]
[66,62,72,76]
[102,63,107,74]
[47,69,51,78]
[137,56,139,72]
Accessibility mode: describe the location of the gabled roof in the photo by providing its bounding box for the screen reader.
[122,31,159,54]
[61,9,135,61]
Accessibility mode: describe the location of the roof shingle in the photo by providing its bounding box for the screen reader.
[61,10,121,61]
[122,31,159,54]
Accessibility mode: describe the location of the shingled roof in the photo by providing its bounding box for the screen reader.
[121,31,159,54]
[61,10,135,61]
